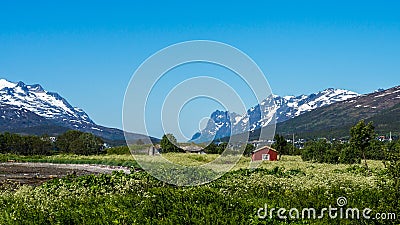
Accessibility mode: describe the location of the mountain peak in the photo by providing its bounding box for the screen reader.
[191,88,360,143]
[0,79,94,125]
[0,79,17,90]
[27,84,45,93]
[322,87,336,92]
[16,81,26,87]
[0,78,158,144]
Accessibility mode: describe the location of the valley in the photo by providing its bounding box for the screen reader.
[0,78,399,224]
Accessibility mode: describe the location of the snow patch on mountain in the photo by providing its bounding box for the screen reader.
[191,88,359,143]
[0,79,17,90]
[0,78,94,128]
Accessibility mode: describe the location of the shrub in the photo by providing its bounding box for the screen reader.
[106,146,130,155]
[56,131,104,155]
[339,146,361,164]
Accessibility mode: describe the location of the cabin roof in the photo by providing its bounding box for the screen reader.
[180,145,204,152]
[252,145,278,154]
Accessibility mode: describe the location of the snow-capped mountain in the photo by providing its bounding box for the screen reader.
[0,79,94,129]
[0,78,156,143]
[273,88,359,122]
[275,85,400,138]
[191,88,359,143]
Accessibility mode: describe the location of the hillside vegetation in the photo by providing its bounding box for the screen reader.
[275,86,400,139]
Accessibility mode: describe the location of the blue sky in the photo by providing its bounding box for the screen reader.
[1,1,399,139]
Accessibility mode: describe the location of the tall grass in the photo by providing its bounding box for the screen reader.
[0,157,396,224]
[0,153,139,168]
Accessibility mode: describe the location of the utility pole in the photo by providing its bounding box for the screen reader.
[293,133,295,150]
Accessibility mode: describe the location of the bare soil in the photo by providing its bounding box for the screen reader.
[0,162,130,188]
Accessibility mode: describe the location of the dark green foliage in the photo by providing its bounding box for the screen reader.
[287,144,302,155]
[69,133,104,155]
[243,144,255,156]
[324,148,340,164]
[216,142,228,153]
[350,120,375,166]
[0,130,105,156]
[380,140,400,212]
[55,130,84,152]
[0,132,52,155]
[301,139,363,164]
[272,134,288,155]
[205,143,255,156]
[204,142,229,154]
[339,145,361,164]
[106,145,130,155]
[271,134,301,156]
[302,138,386,164]
[56,130,104,155]
[160,134,181,153]
[365,139,385,160]
[301,139,339,163]
[302,120,385,164]
[204,142,218,154]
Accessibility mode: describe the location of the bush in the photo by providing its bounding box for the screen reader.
[204,143,229,154]
[301,139,338,163]
[339,146,361,164]
[0,133,53,156]
[56,131,104,155]
[106,146,130,155]
[160,134,182,153]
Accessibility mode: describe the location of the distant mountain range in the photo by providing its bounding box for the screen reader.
[190,88,363,143]
[0,79,157,145]
[2,77,398,145]
[274,85,400,139]
[216,86,400,142]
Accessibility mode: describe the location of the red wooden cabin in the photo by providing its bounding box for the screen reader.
[251,146,279,161]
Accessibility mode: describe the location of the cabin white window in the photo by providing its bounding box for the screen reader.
[262,154,270,161]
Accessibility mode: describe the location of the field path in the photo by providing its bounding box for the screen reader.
[0,162,131,186]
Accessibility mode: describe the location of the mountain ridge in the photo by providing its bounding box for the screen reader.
[191,88,359,143]
[0,78,157,145]
[274,85,400,139]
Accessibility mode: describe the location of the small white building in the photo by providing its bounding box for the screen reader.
[180,145,206,154]
[148,146,160,156]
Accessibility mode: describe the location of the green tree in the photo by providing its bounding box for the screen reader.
[272,134,287,159]
[56,130,84,153]
[350,120,375,168]
[2,133,24,155]
[160,134,180,153]
[22,135,53,155]
[340,145,361,164]
[365,139,385,160]
[378,140,400,214]
[204,143,218,154]
[243,144,255,156]
[69,133,104,155]
[301,139,333,163]
[56,130,104,155]
[0,133,53,155]
[216,143,228,154]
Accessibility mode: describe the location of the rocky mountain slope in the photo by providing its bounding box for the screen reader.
[191,88,359,143]
[0,79,156,144]
[274,85,400,139]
